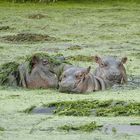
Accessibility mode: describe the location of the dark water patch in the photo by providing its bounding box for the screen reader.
[23,106,56,115]
[1,33,57,43]
[58,122,103,132]
[31,106,56,115]
[44,100,140,117]
[102,124,140,135]
[28,14,47,19]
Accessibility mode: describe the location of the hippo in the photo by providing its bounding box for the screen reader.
[94,56,127,87]
[18,55,58,89]
[59,66,106,93]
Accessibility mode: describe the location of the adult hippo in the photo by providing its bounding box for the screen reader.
[1,54,68,89]
[59,66,106,93]
[94,56,127,87]
[18,55,58,89]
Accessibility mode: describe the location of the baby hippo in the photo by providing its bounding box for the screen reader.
[94,56,127,87]
[18,56,58,89]
[59,66,106,93]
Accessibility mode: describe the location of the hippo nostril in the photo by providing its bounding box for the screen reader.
[112,71,117,76]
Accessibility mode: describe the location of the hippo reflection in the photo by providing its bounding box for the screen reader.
[59,66,106,93]
[18,56,58,89]
[94,56,127,87]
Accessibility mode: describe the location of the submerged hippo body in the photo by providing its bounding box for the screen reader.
[18,56,58,89]
[94,56,127,87]
[59,66,106,93]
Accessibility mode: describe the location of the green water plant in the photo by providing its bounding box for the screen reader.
[58,121,103,132]
[44,100,140,117]
[0,61,19,85]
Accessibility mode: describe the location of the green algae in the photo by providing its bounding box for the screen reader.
[25,53,66,65]
[23,105,36,114]
[0,127,5,131]
[69,55,93,62]
[0,61,19,85]
[58,121,103,132]
[2,33,57,43]
[66,45,82,51]
[44,100,140,117]
[130,123,140,126]
[25,52,71,77]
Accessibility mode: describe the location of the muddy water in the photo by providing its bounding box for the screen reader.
[102,124,140,135]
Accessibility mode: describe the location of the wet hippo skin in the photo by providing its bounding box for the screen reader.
[94,56,127,87]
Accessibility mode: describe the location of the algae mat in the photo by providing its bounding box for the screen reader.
[0,1,140,140]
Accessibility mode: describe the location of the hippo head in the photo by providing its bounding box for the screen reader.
[27,55,58,88]
[94,56,127,85]
[59,66,91,93]
[31,55,50,71]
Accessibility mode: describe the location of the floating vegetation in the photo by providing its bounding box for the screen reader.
[58,122,103,132]
[28,13,46,19]
[24,52,70,73]
[43,100,140,117]
[2,33,57,43]
[0,127,5,131]
[130,123,140,126]
[25,52,66,65]
[0,26,10,30]
[0,62,19,85]
[69,55,93,62]
[66,45,82,51]
[23,105,36,114]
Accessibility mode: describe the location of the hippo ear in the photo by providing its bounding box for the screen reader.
[121,57,127,64]
[94,55,101,64]
[31,55,40,65]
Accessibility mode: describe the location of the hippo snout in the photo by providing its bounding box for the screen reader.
[59,81,75,92]
[108,70,122,82]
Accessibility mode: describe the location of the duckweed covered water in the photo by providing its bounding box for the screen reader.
[24,100,140,117]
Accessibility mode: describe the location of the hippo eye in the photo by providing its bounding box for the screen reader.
[76,74,83,79]
[101,63,107,67]
[42,60,49,65]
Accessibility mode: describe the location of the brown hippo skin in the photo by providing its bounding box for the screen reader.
[59,66,106,93]
[18,56,58,89]
[94,56,127,87]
